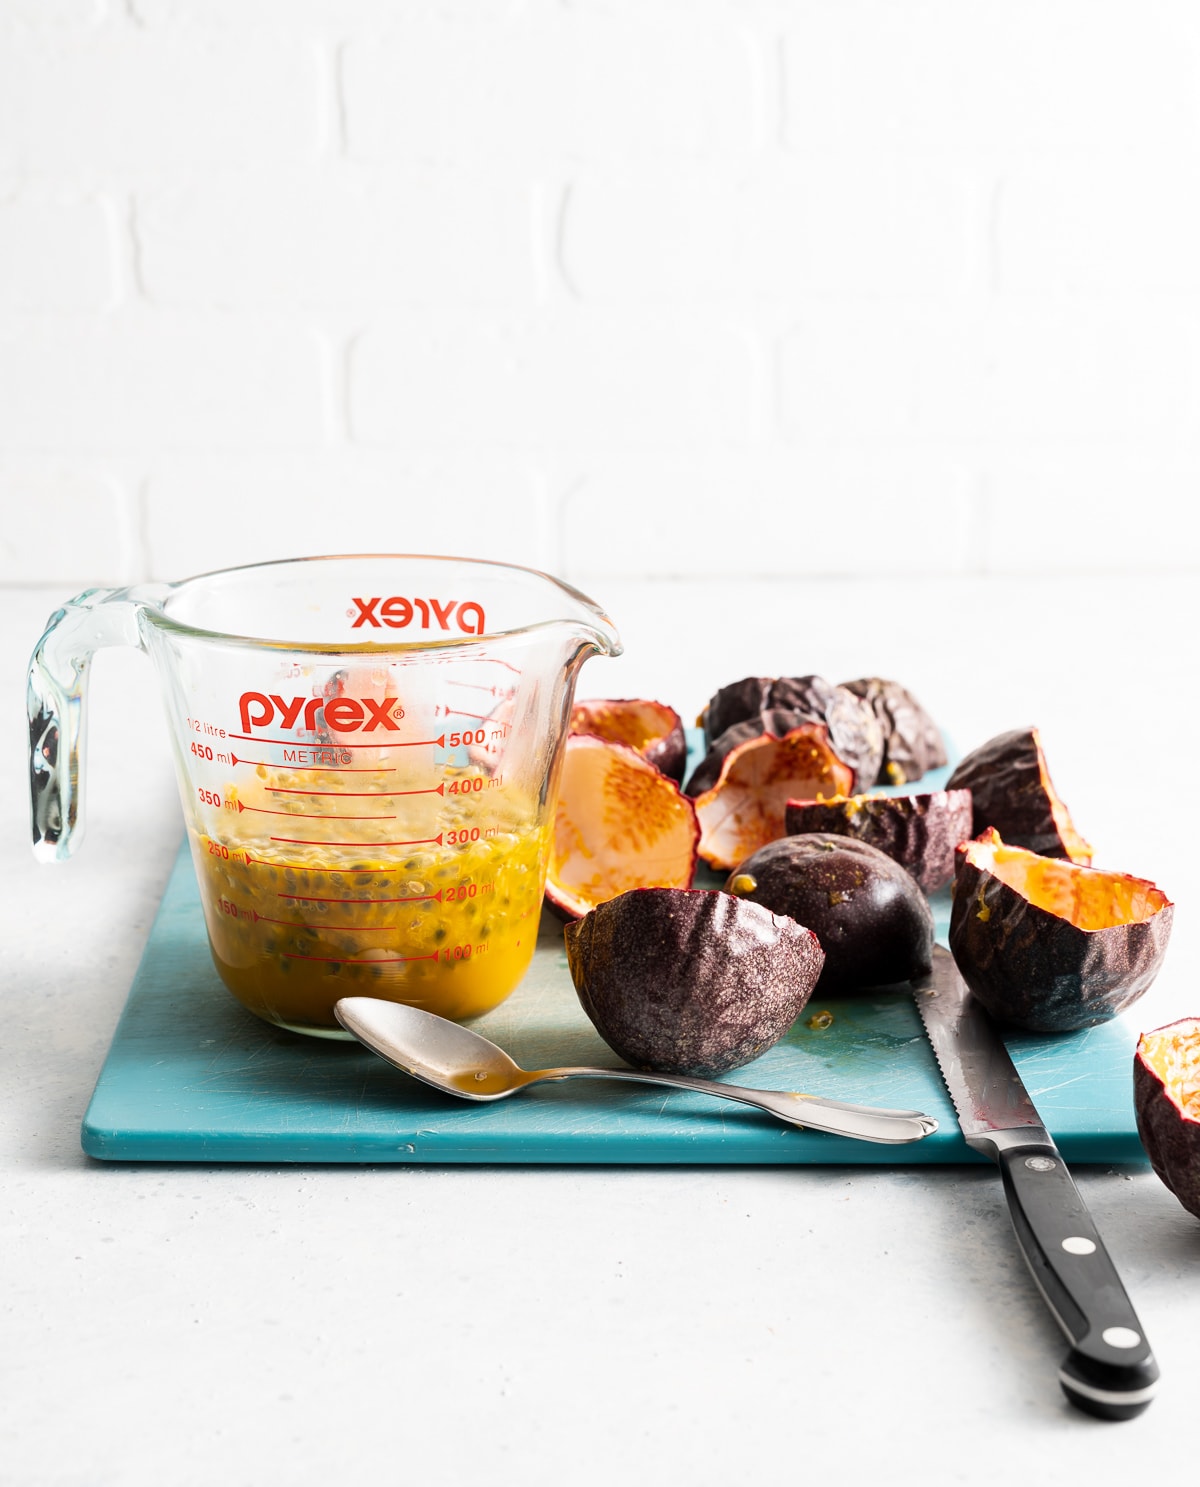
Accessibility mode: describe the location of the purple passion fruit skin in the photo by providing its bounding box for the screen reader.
[783,789,973,894]
[563,887,824,1078]
[840,677,947,786]
[1135,1020,1200,1221]
[726,834,934,994]
[949,833,1173,1033]
[698,676,884,792]
[642,722,687,785]
[945,726,1092,863]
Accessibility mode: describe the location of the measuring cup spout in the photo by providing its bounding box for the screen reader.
[27,582,168,862]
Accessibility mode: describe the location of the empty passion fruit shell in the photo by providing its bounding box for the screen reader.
[840,677,947,786]
[569,697,687,783]
[698,675,884,790]
[563,887,824,1077]
[946,726,1093,863]
[1135,1020,1200,1221]
[949,828,1173,1032]
[684,711,855,872]
[784,788,973,893]
[544,734,699,920]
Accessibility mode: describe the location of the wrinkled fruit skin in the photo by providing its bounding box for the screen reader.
[698,676,884,792]
[1134,1020,1200,1221]
[840,677,947,786]
[783,789,973,893]
[563,887,824,1078]
[726,834,934,993]
[945,726,1090,861]
[684,709,832,798]
[950,845,1173,1032]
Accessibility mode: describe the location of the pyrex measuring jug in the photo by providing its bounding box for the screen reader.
[28,555,620,1037]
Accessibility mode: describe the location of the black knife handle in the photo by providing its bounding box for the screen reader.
[996,1142,1158,1420]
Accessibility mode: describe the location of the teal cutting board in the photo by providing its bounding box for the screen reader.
[81,751,1145,1166]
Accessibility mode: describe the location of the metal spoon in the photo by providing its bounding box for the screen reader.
[334,996,938,1145]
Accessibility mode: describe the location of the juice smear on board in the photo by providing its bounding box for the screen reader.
[191,761,549,1036]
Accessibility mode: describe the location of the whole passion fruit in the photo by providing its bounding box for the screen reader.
[1135,1020,1200,1221]
[784,788,973,893]
[946,726,1092,863]
[950,829,1173,1032]
[726,834,934,993]
[563,887,824,1078]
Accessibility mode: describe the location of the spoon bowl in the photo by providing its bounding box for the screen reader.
[335,997,937,1145]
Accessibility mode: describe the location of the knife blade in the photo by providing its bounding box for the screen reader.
[912,945,1159,1420]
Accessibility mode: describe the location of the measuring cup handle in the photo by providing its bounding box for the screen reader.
[27,587,152,862]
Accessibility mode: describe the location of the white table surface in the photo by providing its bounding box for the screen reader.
[3,574,1198,1486]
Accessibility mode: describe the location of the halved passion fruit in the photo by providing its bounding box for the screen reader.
[949,828,1173,1032]
[684,712,855,871]
[840,677,947,786]
[946,727,1093,863]
[570,697,687,783]
[698,675,884,791]
[564,886,824,1077]
[783,788,973,893]
[1135,1021,1200,1220]
[544,734,699,919]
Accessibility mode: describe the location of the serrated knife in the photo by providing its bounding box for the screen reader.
[912,945,1158,1420]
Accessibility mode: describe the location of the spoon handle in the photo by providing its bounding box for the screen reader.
[526,1067,937,1145]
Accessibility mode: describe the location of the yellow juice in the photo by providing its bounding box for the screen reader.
[190,763,548,1036]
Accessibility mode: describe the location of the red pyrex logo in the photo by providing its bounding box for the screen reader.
[350,596,486,634]
[238,693,401,735]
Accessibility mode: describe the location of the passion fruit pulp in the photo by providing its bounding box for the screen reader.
[563,887,824,1078]
[1135,1020,1200,1220]
[949,828,1173,1032]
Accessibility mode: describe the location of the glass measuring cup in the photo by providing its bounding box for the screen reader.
[28,554,620,1037]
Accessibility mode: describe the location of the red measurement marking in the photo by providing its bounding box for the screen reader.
[447,680,505,693]
[230,752,394,773]
[237,802,395,820]
[256,913,403,930]
[266,784,444,798]
[229,734,445,750]
[278,890,444,905]
[282,951,440,965]
[269,834,444,848]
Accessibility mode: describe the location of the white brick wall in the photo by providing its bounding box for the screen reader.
[1,0,1198,589]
